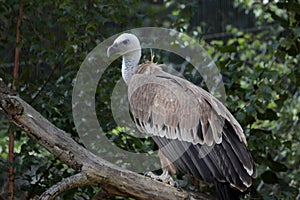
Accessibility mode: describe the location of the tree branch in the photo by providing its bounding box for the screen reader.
[39,173,90,200]
[0,81,214,200]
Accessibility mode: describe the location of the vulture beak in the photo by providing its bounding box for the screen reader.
[107,43,118,58]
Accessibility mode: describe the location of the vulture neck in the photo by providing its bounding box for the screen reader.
[122,50,141,84]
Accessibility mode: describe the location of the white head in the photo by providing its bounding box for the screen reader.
[107,33,142,84]
[107,33,141,58]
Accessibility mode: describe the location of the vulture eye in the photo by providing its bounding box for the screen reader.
[123,39,129,45]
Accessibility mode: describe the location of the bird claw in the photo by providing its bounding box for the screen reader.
[146,171,176,186]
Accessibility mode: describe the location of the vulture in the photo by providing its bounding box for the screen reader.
[107,33,256,200]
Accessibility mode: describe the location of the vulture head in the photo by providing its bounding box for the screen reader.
[107,33,142,84]
[107,33,141,58]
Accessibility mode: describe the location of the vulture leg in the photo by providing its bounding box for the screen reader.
[146,150,177,186]
[146,169,176,186]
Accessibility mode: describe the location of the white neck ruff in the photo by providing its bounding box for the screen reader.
[122,50,141,84]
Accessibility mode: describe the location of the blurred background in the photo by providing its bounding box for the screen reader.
[0,0,299,199]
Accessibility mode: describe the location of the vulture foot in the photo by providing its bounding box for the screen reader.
[146,169,176,186]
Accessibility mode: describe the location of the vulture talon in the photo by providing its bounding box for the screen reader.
[146,169,176,186]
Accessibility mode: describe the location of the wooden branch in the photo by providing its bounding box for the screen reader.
[0,82,214,200]
[39,173,90,199]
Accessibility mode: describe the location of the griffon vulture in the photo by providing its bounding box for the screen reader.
[107,33,256,200]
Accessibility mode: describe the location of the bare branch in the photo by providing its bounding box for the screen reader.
[39,173,90,200]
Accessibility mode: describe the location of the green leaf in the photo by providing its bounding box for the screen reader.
[268,160,288,172]
[236,112,246,121]
[257,109,279,120]
[260,85,273,95]
[261,170,279,184]
[293,28,300,38]
[217,45,237,53]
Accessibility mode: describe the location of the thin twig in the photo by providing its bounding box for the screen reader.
[8,125,14,200]
[12,0,23,91]
[30,64,58,104]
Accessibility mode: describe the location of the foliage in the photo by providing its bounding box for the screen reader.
[207,2,300,198]
[0,0,299,199]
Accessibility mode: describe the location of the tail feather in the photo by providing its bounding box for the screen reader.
[214,180,241,200]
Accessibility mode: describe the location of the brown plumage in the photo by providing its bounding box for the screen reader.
[107,33,256,200]
[129,62,255,190]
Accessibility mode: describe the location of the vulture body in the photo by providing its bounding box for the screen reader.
[107,33,256,200]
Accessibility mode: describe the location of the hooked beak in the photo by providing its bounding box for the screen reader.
[107,43,118,58]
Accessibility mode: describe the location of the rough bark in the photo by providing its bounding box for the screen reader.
[0,81,213,200]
